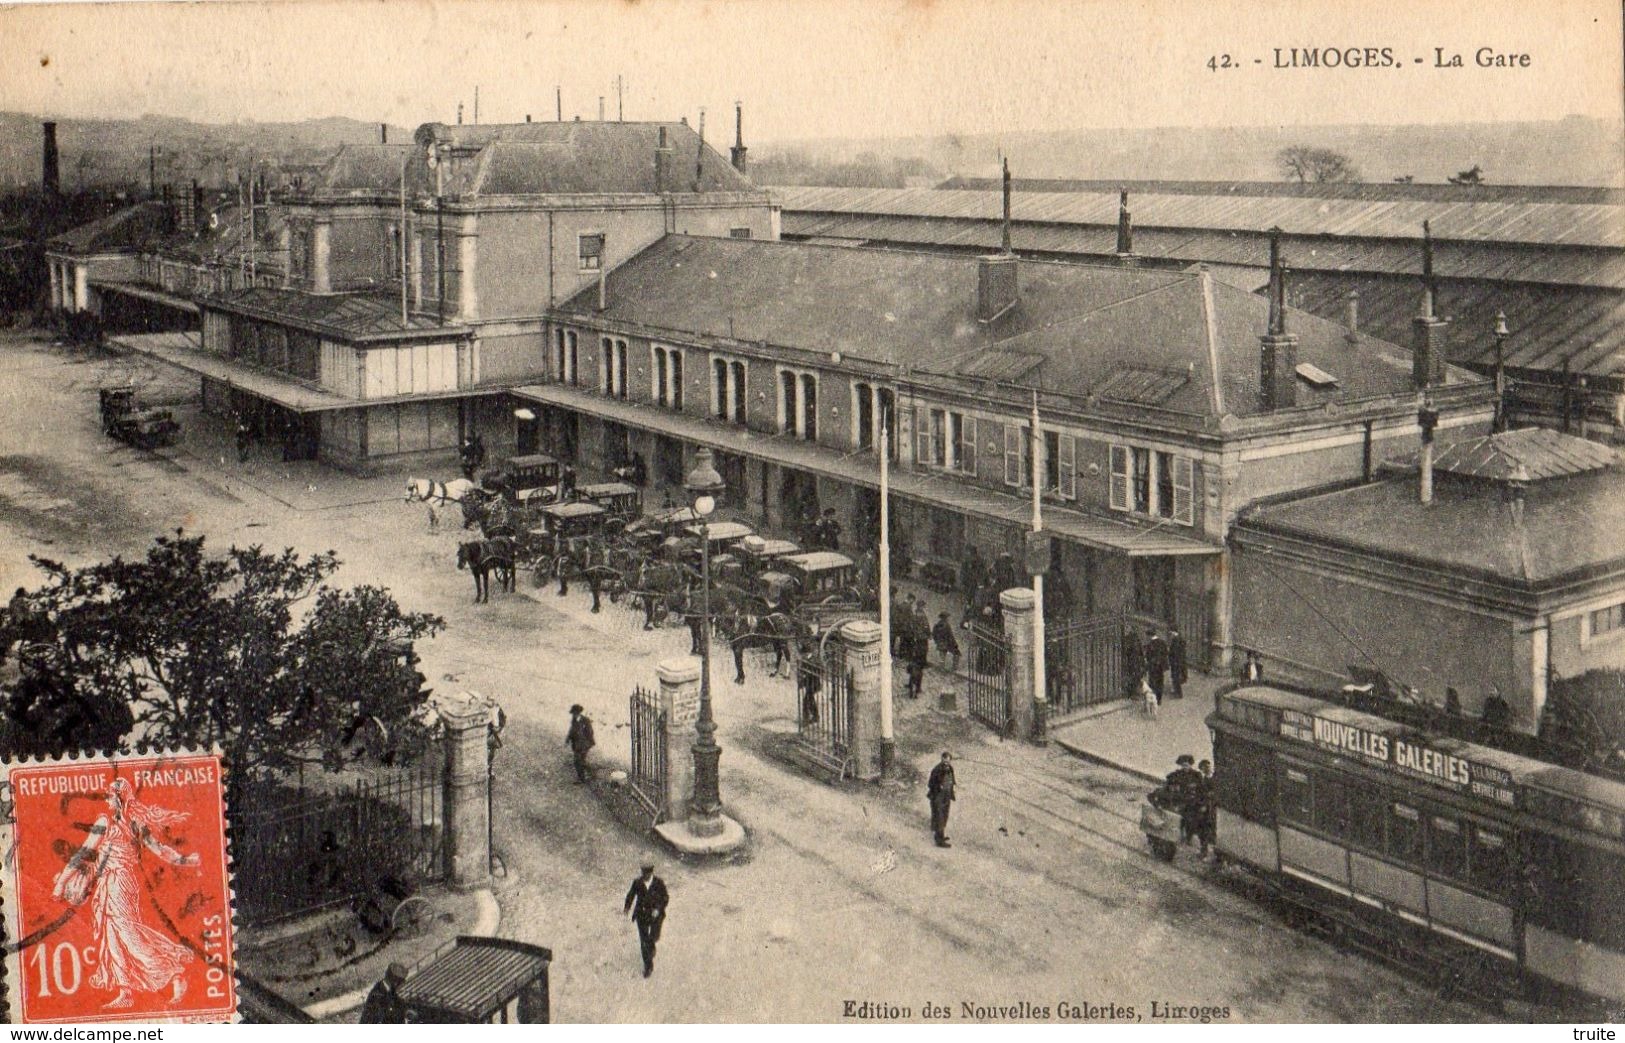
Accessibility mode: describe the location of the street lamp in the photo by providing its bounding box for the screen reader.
[684,447,727,836]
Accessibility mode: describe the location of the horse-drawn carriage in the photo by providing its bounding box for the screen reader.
[98,385,180,449]
[481,454,562,505]
[577,481,642,521]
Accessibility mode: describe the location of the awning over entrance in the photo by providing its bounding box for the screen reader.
[90,280,201,315]
[110,332,495,415]
[511,382,1219,558]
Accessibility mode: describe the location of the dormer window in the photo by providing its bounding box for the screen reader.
[579,233,604,272]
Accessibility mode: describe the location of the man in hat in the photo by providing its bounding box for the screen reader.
[566,704,595,783]
[360,962,410,1024]
[1166,755,1204,845]
[819,507,842,552]
[927,751,956,848]
[1144,627,1169,705]
[624,862,669,978]
[1168,627,1188,699]
[932,611,962,672]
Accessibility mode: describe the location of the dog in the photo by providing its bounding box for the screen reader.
[1141,677,1159,719]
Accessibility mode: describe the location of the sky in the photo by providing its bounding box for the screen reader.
[0,0,1621,141]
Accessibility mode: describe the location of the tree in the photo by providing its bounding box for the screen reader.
[1542,668,1625,774]
[2,532,444,776]
[1277,146,1361,184]
[1448,164,1485,185]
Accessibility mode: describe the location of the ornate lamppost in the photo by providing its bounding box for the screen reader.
[684,447,727,836]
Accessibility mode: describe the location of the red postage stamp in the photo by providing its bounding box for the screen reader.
[2,752,236,1024]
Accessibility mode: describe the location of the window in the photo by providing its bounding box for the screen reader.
[800,373,816,440]
[1003,424,1034,487]
[1279,766,1313,826]
[778,368,818,441]
[1109,443,1195,525]
[554,328,578,385]
[731,361,746,421]
[1314,774,1350,837]
[601,337,628,399]
[1041,431,1076,499]
[1468,823,1514,896]
[651,345,683,408]
[920,410,976,475]
[1212,732,1274,826]
[1387,801,1425,865]
[855,383,874,450]
[389,225,403,279]
[729,227,753,239]
[781,371,797,433]
[1587,602,1625,644]
[710,355,747,422]
[578,233,604,271]
[1346,785,1386,851]
[1428,814,1469,881]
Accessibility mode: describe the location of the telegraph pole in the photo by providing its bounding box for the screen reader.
[878,406,894,773]
[1029,387,1047,742]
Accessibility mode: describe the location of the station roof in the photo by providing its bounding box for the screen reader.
[199,287,468,343]
[561,234,1481,422]
[1402,427,1621,482]
[938,177,1625,205]
[47,201,171,254]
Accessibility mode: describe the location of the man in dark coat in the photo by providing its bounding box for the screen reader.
[991,552,1017,596]
[928,752,956,848]
[1123,627,1144,699]
[819,508,842,552]
[566,704,595,783]
[1144,628,1169,704]
[1168,627,1188,699]
[959,545,988,620]
[932,611,962,672]
[624,863,669,977]
[1166,754,1204,845]
[359,962,410,1024]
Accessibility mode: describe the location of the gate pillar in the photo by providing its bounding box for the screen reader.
[841,619,884,782]
[438,691,494,891]
[657,657,701,817]
[1001,588,1038,742]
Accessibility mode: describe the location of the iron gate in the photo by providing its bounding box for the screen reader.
[794,636,854,777]
[966,621,1012,735]
[628,685,669,822]
[1045,613,1126,718]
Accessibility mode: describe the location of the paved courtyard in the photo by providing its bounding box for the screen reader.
[0,330,1496,1023]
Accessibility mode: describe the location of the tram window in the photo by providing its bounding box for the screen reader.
[1280,767,1313,826]
[1213,733,1275,825]
[1468,824,1513,896]
[1314,774,1350,837]
[1388,802,1425,865]
[1346,785,1386,851]
[1428,814,1468,880]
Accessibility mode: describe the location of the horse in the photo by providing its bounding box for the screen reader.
[631,560,695,631]
[725,609,803,685]
[456,538,515,603]
[407,478,483,530]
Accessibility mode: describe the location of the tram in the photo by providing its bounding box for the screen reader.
[1209,684,1625,1004]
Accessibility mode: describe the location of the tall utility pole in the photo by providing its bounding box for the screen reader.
[878,406,894,773]
[399,153,410,324]
[435,146,445,324]
[556,86,563,122]
[616,75,624,121]
[247,154,256,283]
[1029,387,1047,741]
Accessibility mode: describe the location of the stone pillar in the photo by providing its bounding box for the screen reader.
[458,215,479,321]
[1209,554,1233,672]
[657,657,700,820]
[842,619,884,781]
[438,691,493,890]
[72,264,88,312]
[278,225,292,288]
[1001,587,1036,741]
[49,262,61,313]
[311,221,331,293]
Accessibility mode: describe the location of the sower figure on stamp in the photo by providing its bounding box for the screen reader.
[566,703,595,783]
[624,862,669,978]
[51,778,201,1010]
[928,751,956,848]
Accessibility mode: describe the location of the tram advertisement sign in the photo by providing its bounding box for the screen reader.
[1279,710,1517,808]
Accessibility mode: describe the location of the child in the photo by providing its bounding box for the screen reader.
[931,611,962,672]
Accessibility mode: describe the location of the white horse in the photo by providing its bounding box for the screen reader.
[405,478,480,532]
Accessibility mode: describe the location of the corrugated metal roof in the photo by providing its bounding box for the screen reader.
[1090,365,1193,405]
[397,941,547,1018]
[1427,427,1621,481]
[941,177,1625,205]
[199,287,468,342]
[780,185,1625,249]
[957,350,1044,382]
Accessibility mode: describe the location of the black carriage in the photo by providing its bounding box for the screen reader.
[98,385,180,449]
[395,936,552,1024]
[482,454,560,505]
[681,520,755,569]
[736,536,802,579]
[780,551,872,631]
[578,481,642,521]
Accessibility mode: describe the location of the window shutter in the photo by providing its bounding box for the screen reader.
[1173,456,1195,525]
[1004,424,1021,486]
[1060,435,1076,499]
[915,407,931,466]
[961,416,977,476]
[1109,445,1130,511]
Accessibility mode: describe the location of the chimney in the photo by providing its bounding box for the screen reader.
[191,180,203,235]
[556,86,562,121]
[1000,157,1012,254]
[1417,396,1440,504]
[1259,227,1299,410]
[457,102,464,125]
[976,253,1019,323]
[599,96,605,122]
[1492,310,1509,432]
[1413,220,1450,388]
[655,125,672,193]
[1344,289,1359,343]
[41,122,60,197]
[730,102,748,174]
[596,234,609,312]
[1115,189,1134,260]
[380,123,388,144]
[695,108,706,191]
[525,114,532,123]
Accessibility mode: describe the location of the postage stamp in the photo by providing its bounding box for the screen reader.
[1,752,236,1024]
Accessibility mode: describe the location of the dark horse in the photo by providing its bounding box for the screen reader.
[457,538,515,603]
[631,560,694,630]
[723,606,803,685]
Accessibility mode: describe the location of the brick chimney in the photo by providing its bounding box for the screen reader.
[1259,227,1298,410]
[730,102,748,174]
[41,122,60,197]
[1115,189,1134,260]
[1413,220,1450,388]
[1417,396,1440,504]
[977,158,1018,322]
[1344,289,1360,343]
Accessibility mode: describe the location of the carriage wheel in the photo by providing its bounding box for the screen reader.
[390,895,433,937]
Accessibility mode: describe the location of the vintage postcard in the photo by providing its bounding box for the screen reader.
[0,0,1621,1027]
[1,751,236,1024]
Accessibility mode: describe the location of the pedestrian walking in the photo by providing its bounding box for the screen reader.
[359,962,410,1024]
[959,545,988,622]
[927,752,956,848]
[1123,627,1144,699]
[1169,627,1187,699]
[1145,628,1168,704]
[561,463,578,501]
[1166,754,1203,845]
[932,611,962,672]
[624,863,669,978]
[566,704,595,783]
[1196,759,1217,858]
[234,415,252,463]
[819,508,842,552]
